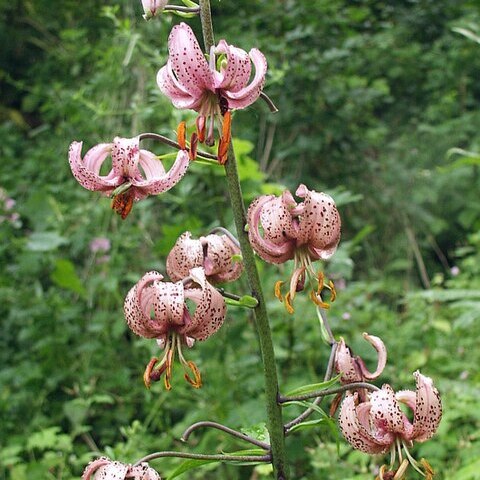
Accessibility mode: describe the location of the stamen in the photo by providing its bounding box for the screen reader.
[164,347,175,391]
[274,281,284,302]
[196,115,206,143]
[143,357,159,389]
[217,111,231,165]
[402,443,426,477]
[316,271,325,293]
[289,266,306,301]
[309,290,330,309]
[420,459,434,480]
[284,292,295,314]
[177,121,186,150]
[111,190,134,219]
[189,132,198,161]
[328,280,337,302]
[176,335,202,388]
[206,113,215,146]
[393,459,409,480]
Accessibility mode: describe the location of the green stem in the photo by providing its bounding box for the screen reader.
[198,2,288,478]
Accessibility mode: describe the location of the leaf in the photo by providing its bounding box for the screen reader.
[50,259,86,296]
[452,27,480,45]
[284,375,341,397]
[167,459,220,479]
[25,232,68,252]
[287,418,325,433]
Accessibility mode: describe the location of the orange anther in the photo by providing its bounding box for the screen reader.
[177,121,186,150]
[184,361,202,389]
[284,292,295,314]
[111,191,134,219]
[274,280,284,302]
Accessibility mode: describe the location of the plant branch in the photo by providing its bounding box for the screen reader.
[138,132,219,161]
[259,92,279,113]
[181,421,271,450]
[163,5,200,14]
[209,226,241,248]
[133,451,271,466]
[279,381,380,404]
[198,1,288,478]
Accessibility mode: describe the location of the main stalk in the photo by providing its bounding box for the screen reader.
[198,2,289,478]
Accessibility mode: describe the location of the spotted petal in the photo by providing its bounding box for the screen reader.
[295,184,341,259]
[335,338,360,383]
[167,23,215,96]
[134,150,189,196]
[222,48,267,110]
[247,194,296,264]
[82,457,129,480]
[128,462,161,479]
[69,141,120,193]
[338,393,392,454]
[215,40,252,93]
[410,371,442,442]
[166,231,204,282]
[202,233,243,283]
[182,267,226,340]
[124,271,169,338]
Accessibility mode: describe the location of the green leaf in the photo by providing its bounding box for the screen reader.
[167,459,220,479]
[284,375,341,397]
[50,259,86,296]
[25,232,68,252]
[287,418,325,433]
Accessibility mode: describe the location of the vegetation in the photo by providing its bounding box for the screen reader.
[1,0,479,478]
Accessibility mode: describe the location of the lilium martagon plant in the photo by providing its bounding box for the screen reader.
[68,136,189,219]
[157,22,267,163]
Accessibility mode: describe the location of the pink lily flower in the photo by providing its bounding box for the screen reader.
[247,184,341,312]
[82,457,160,480]
[166,230,243,283]
[68,136,189,219]
[334,333,387,401]
[124,267,226,390]
[339,371,442,479]
[141,0,168,20]
[157,22,267,150]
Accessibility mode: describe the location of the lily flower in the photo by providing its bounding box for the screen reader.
[334,333,387,401]
[68,136,189,219]
[141,0,168,20]
[338,371,442,479]
[124,267,226,390]
[247,184,341,312]
[166,231,243,283]
[82,457,160,479]
[157,22,267,158]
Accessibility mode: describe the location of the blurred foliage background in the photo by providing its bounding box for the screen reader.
[1,0,480,478]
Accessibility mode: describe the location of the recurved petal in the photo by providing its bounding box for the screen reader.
[202,234,243,283]
[157,63,204,110]
[410,371,442,442]
[222,48,267,109]
[127,462,161,479]
[356,333,387,381]
[69,141,119,193]
[139,149,166,180]
[338,393,392,454]
[370,384,409,437]
[247,194,295,264]
[166,232,204,282]
[215,40,252,92]
[112,137,141,178]
[183,267,226,340]
[334,338,361,383]
[124,271,166,338]
[295,185,341,259]
[82,457,129,480]
[136,150,189,195]
[151,280,185,329]
[168,23,214,96]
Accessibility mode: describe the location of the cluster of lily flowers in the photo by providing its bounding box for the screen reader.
[334,334,442,479]
[69,3,442,480]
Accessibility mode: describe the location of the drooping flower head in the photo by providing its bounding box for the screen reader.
[82,457,160,480]
[157,22,267,161]
[334,333,387,401]
[141,0,168,20]
[124,267,226,390]
[166,230,243,283]
[339,371,442,479]
[247,184,341,312]
[68,136,189,218]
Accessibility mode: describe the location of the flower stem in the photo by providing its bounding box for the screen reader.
[198,1,288,478]
[134,451,271,465]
